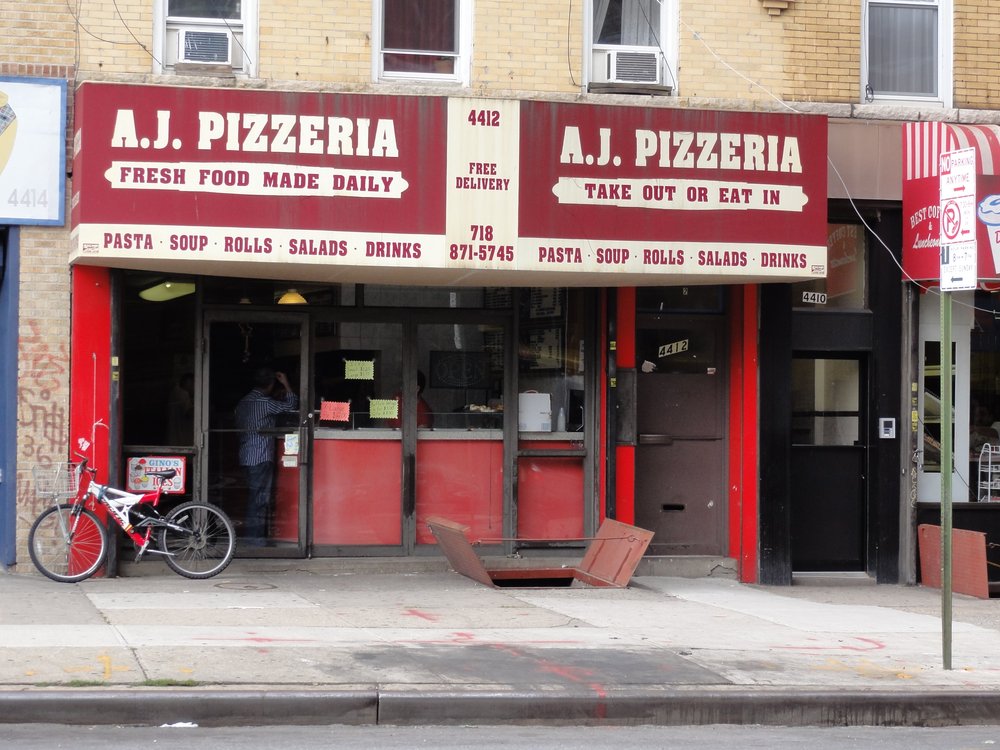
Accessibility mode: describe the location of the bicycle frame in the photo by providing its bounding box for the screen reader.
[86,480,162,550]
[74,461,182,556]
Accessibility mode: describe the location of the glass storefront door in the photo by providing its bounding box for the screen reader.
[414,322,506,546]
[310,317,507,554]
[311,320,405,551]
[203,312,309,555]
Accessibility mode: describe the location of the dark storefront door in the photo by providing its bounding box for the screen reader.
[203,312,310,555]
[790,356,867,571]
[634,313,727,556]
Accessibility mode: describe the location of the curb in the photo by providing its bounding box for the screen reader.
[0,689,378,727]
[2,688,1000,727]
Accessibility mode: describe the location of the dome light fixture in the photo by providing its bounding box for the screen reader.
[138,281,196,302]
[277,288,308,305]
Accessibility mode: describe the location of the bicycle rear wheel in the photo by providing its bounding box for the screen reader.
[28,504,108,583]
[160,501,235,579]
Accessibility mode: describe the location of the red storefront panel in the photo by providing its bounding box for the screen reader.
[312,439,403,546]
[415,440,503,544]
[516,446,586,541]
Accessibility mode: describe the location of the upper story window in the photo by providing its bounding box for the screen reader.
[375,0,471,84]
[155,0,256,77]
[589,0,677,94]
[863,0,950,105]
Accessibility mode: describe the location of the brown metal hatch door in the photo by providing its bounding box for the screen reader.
[633,314,727,556]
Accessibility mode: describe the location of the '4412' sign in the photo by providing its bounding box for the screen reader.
[659,339,689,358]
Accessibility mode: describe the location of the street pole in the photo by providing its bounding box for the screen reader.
[940,289,953,671]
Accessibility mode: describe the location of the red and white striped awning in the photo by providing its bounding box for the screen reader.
[903,122,1000,281]
[905,122,1000,180]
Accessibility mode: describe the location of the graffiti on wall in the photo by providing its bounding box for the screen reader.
[17,319,68,516]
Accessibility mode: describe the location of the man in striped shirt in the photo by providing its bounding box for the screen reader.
[235,367,299,546]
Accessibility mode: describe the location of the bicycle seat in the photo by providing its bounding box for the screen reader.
[145,469,177,480]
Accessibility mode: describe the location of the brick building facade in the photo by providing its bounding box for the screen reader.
[3,0,999,582]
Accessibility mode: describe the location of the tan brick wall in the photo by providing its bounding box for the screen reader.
[0,0,76,70]
[474,0,582,94]
[6,0,1000,578]
[58,0,955,111]
[2,0,76,571]
[48,0,1000,109]
[261,0,371,83]
[954,0,1000,109]
[13,223,74,572]
[680,0,859,104]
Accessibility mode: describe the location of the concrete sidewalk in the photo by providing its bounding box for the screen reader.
[1,561,1000,727]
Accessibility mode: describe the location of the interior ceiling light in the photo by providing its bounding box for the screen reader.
[277,288,308,305]
[138,281,196,302]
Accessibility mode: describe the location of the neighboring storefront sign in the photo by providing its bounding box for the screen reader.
[126,455,186,494]
[0,76,66,225]
[903,122,1000,281]
[71,83,828,284]
[825,224,862,301]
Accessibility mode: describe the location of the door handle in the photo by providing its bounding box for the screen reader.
[298,412,313,465]
[403,453,415,517]
[638,434,673,445]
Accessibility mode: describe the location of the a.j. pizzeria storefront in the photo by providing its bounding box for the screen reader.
[68,82,828,578]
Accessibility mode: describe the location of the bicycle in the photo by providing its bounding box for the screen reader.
[28,458,235,583]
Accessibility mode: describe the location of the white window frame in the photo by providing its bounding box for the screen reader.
[861,0,951,108]
[585,0,678,94]
[372,0,472,85]
[152,0,257,78]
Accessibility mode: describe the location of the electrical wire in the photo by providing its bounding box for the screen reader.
[69,0,252,70]
[681,20,795,113]
[568,0,580,87]
[636,0,677,91]
[110,0,164,67]
[861,0,875,102]
[684,18,999,319]
[217,13,252,68]
[64,0,134,46]
[682,16,1000,493]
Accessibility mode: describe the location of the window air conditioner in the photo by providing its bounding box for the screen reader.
[592,48,662,85]
[177,28,232,65]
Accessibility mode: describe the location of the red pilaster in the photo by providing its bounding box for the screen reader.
[69,266,112,483]
[614,288,636,524]
[738,286,759,582]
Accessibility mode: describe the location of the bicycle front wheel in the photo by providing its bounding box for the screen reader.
[28,504,108,583]
[160,501,235,579]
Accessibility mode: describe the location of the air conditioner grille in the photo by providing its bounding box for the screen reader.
[182,30,230,64]
[615,51,659,83]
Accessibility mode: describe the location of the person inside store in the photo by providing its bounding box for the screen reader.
[387,370,434,428]
[235,366,299,546]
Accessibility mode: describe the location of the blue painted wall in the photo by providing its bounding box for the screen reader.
[0,228,18,568]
